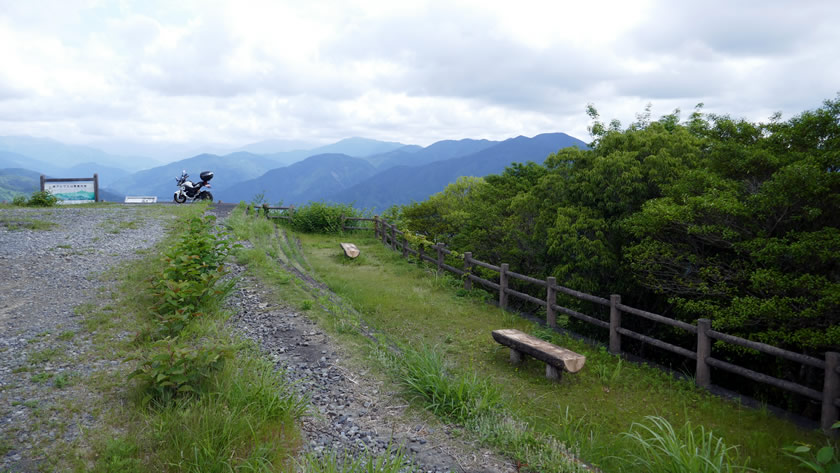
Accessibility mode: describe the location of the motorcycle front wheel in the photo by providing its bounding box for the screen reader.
[174,192,187,203]
[197,191,213,201]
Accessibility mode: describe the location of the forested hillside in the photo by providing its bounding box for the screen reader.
[400,97,840,357]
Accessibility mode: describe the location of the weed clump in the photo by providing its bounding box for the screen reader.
[17,190,59,207]
[287,201,364,233]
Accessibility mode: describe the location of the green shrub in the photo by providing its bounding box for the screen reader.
[129,337,231,405]
[27,190,59,207]
[288,202,363,233]
[151,215,238,337]
[782,421,840,472]
[11,194,27,206]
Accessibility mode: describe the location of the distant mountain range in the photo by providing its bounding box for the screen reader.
[0,133,587,208]
[328,133,585,209]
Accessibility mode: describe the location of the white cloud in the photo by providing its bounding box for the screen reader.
[0,0,837,154]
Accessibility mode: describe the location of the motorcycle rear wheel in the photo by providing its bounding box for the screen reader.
[197,191,213,201]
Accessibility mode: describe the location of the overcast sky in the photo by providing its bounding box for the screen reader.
[1,0,838,154]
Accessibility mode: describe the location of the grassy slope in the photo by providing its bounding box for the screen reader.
[294,231,825,473]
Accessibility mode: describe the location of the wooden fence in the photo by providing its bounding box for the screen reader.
[366,216,840,433]
[254,208,840,432]
[246,204,294,219]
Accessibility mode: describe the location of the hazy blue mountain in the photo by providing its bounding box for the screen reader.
[0,136,156,172]
[110,152,282,200]
[234,139,319,155]
[0,168,41,201]
[64,162,130,188]
[309,137,406,158]
[362,145,423,168]
[0,151,131,188]
[218,153,377,205]
[369,139,498,170]
[329,133,587,210]
[251,138,412,168]
[0,150,63,175]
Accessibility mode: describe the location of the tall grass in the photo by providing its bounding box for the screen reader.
[148,357,307,472]
[622,416,753,473]
[392,344,502,423]
[298,446,416,473]
[376,343,588,472]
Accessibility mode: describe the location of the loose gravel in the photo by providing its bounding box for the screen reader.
[0,204,515,472]
[227,264,515,473]
[0,204,174,472]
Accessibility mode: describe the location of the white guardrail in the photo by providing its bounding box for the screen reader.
[124,196,158,203]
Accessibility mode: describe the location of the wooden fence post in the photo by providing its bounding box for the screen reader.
[696,318,712,389]
[822,352,840,434]
[374,216,379,238]
[246,205,251,215]
[436,244,444,272]
[609,294,622,354]
[289,205,295,219]
[499,263,509,310]
[391,224,397,251]
[418,244,425,264]
[381,220,388,245]
[93,173,99,202]
[401,235,408,258]
[547,277,557,328]
[340,214,345,232]
[262,203,269,218]
[463,252,473,290]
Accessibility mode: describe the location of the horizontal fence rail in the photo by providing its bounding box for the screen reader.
[256,210,840,433]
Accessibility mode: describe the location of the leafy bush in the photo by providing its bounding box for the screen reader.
[287,201,363,233]
[26,190,59,207]
[150,215,238,337]
[11,194,27,206]
[782,421,840,472]
[129,338,231,405]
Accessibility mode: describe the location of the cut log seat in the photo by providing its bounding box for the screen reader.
[340,242,360,258]
[492,329,586,381]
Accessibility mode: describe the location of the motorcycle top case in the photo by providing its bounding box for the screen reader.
[199,171,214,182]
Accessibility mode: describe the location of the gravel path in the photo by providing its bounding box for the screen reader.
[227,243,515,472]
[0,205,173,472]
[0,204,515,472]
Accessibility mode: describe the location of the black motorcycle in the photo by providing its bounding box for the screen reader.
[173,170,213,203]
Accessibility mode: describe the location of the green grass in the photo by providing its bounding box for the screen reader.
[298,446,417,473]
[0,215,57,231]
[27,348,60,364]
[252,224,826,473]
[13,202,309,472]
[622,416,751,473]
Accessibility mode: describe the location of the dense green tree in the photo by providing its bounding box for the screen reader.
[400,95,840,355]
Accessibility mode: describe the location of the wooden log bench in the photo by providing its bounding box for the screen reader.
[340,242,360,258]
[492,329,586,381]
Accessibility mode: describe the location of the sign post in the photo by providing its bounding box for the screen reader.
[41,174,99,204]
